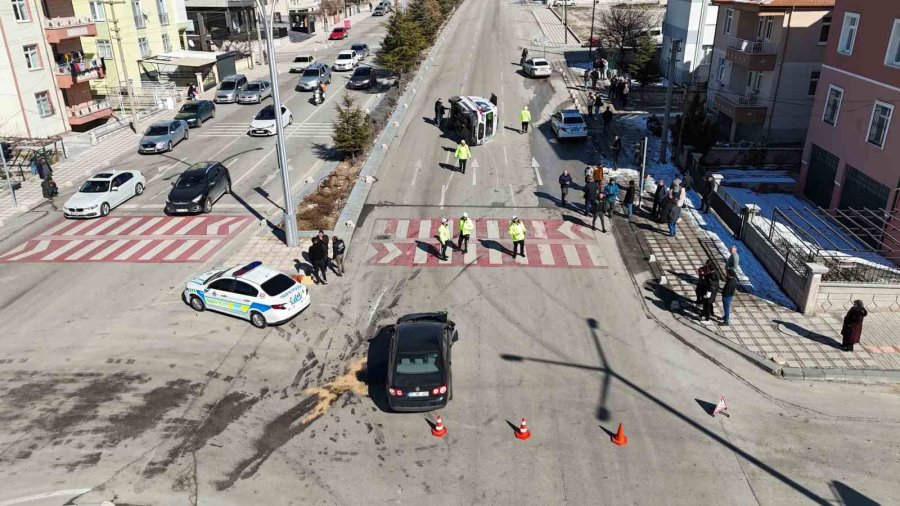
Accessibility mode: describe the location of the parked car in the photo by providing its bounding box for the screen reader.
[386,312,458,412]
[165,161,231,214]
[175,100,216,128]
[296,63,332,91]
[550,109,587,140]
[214,74,248,103]
[248,105,293,136]
[64,170,145,218]
[350,43,370,59]
[373,5,386,15]
[333,50,358,71]
[290,55,316,73]
[347,65,377,89]
[237,80,272,104]
[523,58,551,78]
[329,26,348,40]
[138,120,189,153]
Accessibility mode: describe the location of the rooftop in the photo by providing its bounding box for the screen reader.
[712,0,834,8]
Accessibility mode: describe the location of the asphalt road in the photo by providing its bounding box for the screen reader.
[0,1,898,505]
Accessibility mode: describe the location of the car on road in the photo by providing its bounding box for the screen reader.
[237,80,272,104]
[138,120,189,153]
[522,58,551,78]
[296,63,332,91]
[347,65,377,89]
[214,74,248,103]
[350,43,370,59]
[184,261,311,329]
[386,312,458,412]
[290,54,316,72]
[248,104,293,136]
[329,26,348,40]
[372,5,386,15]
[333,49,359,71]
[64,170,145,218]
[165,161,231,214]
[550,109,588,140]
[175,100,216,128]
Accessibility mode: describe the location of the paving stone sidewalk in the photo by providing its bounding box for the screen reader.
[531,6,581,46]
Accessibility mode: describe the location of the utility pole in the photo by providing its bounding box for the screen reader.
[101,1,141,133]
[588,0,597,62]
[659,39,681,163]
[564,2,568,44]
[638,136,648,212]
[1,143,17,208]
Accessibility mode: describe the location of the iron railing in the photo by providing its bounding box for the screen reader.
[724,35,777,54]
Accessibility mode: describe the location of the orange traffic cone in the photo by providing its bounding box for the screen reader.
[431,415,447,438]
[610,423,628,446]
[515,418,531,440]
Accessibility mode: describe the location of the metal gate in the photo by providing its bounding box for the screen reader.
[803,144,838,208]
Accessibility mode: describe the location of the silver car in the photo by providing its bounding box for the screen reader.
[138,120,189,153]
[214,74,248,103]
[296,63,332,91]
[237,80,272,104]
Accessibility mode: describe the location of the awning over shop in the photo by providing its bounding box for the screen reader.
[140,50,226,68]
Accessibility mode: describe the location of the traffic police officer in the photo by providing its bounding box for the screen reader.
[438,218,452,260]
[458,213,474,253]
[508,216,527,258]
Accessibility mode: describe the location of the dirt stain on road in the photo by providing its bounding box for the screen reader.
[103,378,201,447]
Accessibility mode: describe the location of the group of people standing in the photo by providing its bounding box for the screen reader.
[559,168,636,233]
[434,214,525,260]
[32,155,58,199]
[651,178,687,237]
[306,230,346,285]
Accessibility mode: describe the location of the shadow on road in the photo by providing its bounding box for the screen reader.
[357,324,393,413]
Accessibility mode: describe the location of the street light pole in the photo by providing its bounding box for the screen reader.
[659,39,681,163]
[101,1,140,133]
[588,0,597,62]
[564,2,568,44]
[255,0,298,247]
[1,146,17,208]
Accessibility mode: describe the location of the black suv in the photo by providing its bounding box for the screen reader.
[165,161,231,214]
[386,312,458,412]
[175,100,216,128]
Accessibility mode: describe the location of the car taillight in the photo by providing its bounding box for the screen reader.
[271,303,286,310]
[388,387,404,396]
[431,385,447,395]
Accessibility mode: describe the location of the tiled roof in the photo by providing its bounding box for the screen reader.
[713,0,834,7]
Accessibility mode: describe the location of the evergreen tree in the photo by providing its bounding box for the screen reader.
[437,0,458,17]
[679,92,718,156]
[332,94,373,160]
[376,9,428,80]
[409,0,445,42]
[629,36,659,90]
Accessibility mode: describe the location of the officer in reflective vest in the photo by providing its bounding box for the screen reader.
[438,218,452,260]
[508,216,527,258]
[455,140,471,174]
[520,106,532,134]
[458,212,474,254]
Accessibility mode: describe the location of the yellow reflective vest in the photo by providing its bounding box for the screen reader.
[438,223,451,243]
[508,221,526,241]
[520,109,532,122]
[459,217,474,235]
[455,143,470,160]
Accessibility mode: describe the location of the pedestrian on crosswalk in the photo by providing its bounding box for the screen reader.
[455,140,470,174]
[332,236,346,276]
[508,216,527,258]
[457,213,474,253]
[308,237,329,285]
[437,218,452,260]
[559,170,572,207]
[520,106,532,133]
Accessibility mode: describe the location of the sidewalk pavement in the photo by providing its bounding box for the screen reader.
[531,6,581,46]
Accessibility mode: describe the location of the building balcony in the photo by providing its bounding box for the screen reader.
[714,91,767,124]
[135,15,147,28]
[55,61,106,89]
[724,35,777,71]
[42,16,97,44]
[159,12,170,25]
[67,99,114,126]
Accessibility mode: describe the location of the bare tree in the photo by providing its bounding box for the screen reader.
[597,5,656,71]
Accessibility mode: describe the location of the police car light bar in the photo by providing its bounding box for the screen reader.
[233,261,262,277]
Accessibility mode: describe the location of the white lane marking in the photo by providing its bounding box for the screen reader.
[66,239,107,260]
[558,221,580,240]
[42,240,85,260]
[187,239,221,261]
[43,220,75,236]
[0,488,93,506]
[6,240,50,261]
[463,231,477,263]
[107,217,142,235]
[563,244,581,266]
[380,243,402,264]
[139,239,175,260]
[418,219,432,239]
[538,244,554,265]
[440,172,454,209]
[84,218,121,236]
[509,184,517,207]
[61,220,96,236]
[365,244,379,263]
[164,239,198,260]
[151,185,170,200]
[130,217,164,236]
[414,219,431,264]
[151,217,186,236]
[395,219,409,239]
[0,243,28,259]
[487,220,499,239]
[503,146,508,166]
[532,157,543,186]
[471,158,477,186]
[115,239,152,260]
[232,149,275,187]
[533,220,547,239]
[173,218,203,235]
[515,249,528,264]
[587,244,606,267]
[91,240,127,260]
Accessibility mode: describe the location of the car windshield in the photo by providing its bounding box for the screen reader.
[175,173,205,188]
[563,116,585,124]
[219,81,237,90]
[332,28,343,33]
[337,53,352,60]
[394,351,442,385]
[244,84,261,92]
[79,180,110,193]
[145,126,170,136]
[255,108,276,120]
[352,45,365,51]
[179,103,198,113]
[302,68,319,77]
[261,273,295,296]
[353,68,371,77]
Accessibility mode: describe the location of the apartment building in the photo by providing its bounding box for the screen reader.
[800,0,900,218]
[708,0,833,144]
[661,0,719,85]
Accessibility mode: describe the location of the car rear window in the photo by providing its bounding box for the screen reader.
[260,273,295,296]
[337,53,352,60]
[563,116,584,124]
[294,56,312,62]
[302,68,319,77]
[395,352,440,375]
[534,60,549,66]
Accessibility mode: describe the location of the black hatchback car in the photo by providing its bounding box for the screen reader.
[347,66,377,90]
[386,312,458,412]
[175,100,216,128]
[165,161,231,214]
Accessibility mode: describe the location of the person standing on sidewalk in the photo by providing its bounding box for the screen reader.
[508,216,527,258]
[603,178,619,218]
[332,236,346,276]
[600,58,609,79]
[700,174,717,213]
[841,300,868,351]
[559,170,572,207]
[587,92,595,117]
[455,140,470,174]
[726,245,740,273]
[583,177,600,217]
[720,269,737,326]
[602,106,613,135]
[592,193,608,233]
[593,94,603,120]
[457,212,474,254]
[309,237,329,285]
[583,68,591,89]
[591,68,599,89]
[437,218,452,260]
[36,156,52,182]
[652,179,666,220]
[699,266,720,323]
[621,81,630,109]
[521,48,528,66]
[611,135,622,169]
[520,106,532,133]
[623,180,636,218]
[666,192,682,236]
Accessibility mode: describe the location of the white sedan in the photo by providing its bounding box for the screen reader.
[64,170,145,218]
[551,110,588,140]
[333,50,358,71]
[184,261,311,328]
[248,105,293,136]
[523,58,551,78]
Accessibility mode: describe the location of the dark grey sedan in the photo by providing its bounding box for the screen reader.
[138,120,189,154]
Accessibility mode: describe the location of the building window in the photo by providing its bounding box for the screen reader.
[35,91,52,117]
[157,0,168,24]
[12,0,29,21]
[162,33,172,52]
[819,15,831,44]
[723,9,734,36]
[138,37,150,57]
[132,0,145,28]
[866,101,893,149]
[757,17,774,42]
[747,71,761,93]
[838,12,860,55]
[23,44,41,70]
[89,1,105,21]
[885,19,900,68]
[96,39,113,59]
[823,85,843,126]
[808,71,820,96]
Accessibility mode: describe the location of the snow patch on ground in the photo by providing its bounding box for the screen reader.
[715,168,797,185]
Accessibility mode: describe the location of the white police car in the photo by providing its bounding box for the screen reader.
[183,261,310,328]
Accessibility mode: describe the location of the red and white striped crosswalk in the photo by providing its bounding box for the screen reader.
[365,218,609,268]
[0,215,252,264]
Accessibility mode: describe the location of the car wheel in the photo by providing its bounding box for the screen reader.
[135,182,144,196]
[211,109,216,119]
[225,179,232,194]
[184,130,189,140]
[249,311,267,329]
[197,118,204,127]
[166,141,172,152]
[288,115,293,125]
[189,295,205,312]
[203,197,212,214]
[100,202,110,216]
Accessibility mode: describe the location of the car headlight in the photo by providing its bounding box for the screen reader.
[192,195,203,203]
[156,142,166,148]
[86,204,98,209]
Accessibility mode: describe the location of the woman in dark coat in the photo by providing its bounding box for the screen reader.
[699,264,720,323]
[841,300,867,351]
